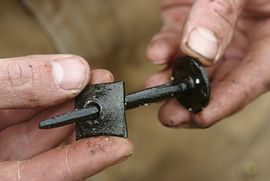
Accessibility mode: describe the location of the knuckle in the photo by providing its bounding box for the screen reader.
[7,61,32,88]
[7,61,42,106]
[209,0,236,27]
[211,0,234,14]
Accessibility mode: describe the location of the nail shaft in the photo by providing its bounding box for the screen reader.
[39,106,99,129]
[125,82,188,110]
[39,81,192,129]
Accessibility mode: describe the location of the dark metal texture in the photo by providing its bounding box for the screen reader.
[75,81,127,140]
[39,107,99,129]
[125,82,188,110]
[172,56,210,113]
[38,56,210,140]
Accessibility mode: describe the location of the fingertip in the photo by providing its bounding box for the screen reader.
[144,69,171,88]
[181,26,219,66]
[146,40,170,65]
[67,136,133,179]
[90,69,114,84]
[179,0,246,66]
[146,34,179,65]
[108,137,134,163]
[158,99,192,128]
[75,55,91,84]
[78,136,134,163]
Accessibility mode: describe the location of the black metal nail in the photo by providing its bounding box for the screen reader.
[39,107,100,129]
[39,82,188,129]
[125,81,189,110]
[39,56,210,130]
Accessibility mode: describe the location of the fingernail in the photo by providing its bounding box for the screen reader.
[51,57,86,90]
[187,27,218,61]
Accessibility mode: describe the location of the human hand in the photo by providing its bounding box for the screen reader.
[146,0,270,127]
[0,55,133,180]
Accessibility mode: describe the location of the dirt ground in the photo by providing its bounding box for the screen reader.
[1,0,270,180]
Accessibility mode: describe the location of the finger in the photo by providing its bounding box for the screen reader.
[146,28,181,65]
[144,68,172,88]
[158,98,192,127]
[0,69,113,131]
[0,137,133,181]
[146,0,191,64]
[0,69,115,160]
[0,54,90,109]
[0,109,41,130]
[0,101,74,161]
[89,69,114,84]
[210,58,242,85]
[180,0,247,65]
[194,34,270,127]
[207,29,247,83]
[144,63,216,89]
[157,58,242,128]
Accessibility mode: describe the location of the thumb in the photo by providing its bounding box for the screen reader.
[181,0,247,66]
[0,55,90,109]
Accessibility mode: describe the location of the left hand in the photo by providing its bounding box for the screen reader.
[0,55,133,181]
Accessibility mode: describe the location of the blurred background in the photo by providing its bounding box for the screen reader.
[2,0,270,180]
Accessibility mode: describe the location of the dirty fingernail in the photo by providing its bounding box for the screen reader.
[52,57,86,91]
[187,27,218,62]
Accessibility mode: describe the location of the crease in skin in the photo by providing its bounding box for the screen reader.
[65,146,72,179]
[6,61,39,106]
[29,63,35,89]
[17,161,21,181]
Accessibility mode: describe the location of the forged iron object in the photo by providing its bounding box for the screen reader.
[39,56,210,140]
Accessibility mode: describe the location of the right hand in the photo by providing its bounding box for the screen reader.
[146,0,270,128]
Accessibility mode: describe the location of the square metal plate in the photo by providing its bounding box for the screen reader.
[75,81,127,140]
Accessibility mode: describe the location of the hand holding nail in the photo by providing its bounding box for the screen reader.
[39,56,210,139]
[146,0,270,128]
[0,55,133,180]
